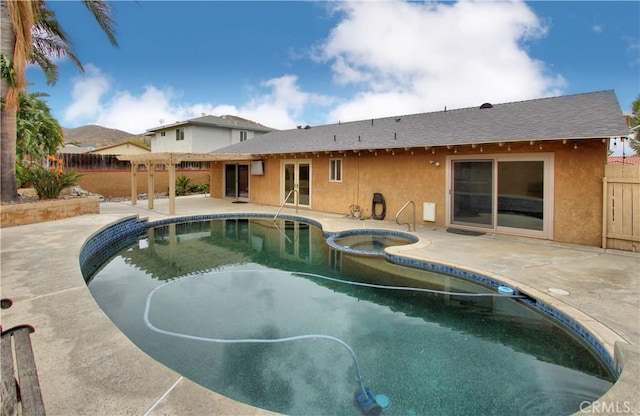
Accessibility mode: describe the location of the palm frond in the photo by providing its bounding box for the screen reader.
[81,0,119,47]
[28,48,59,86]
[32,2,84,75]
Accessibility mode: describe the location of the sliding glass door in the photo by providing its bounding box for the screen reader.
[497,161,544,231]
[225,163,249,200]
[449,155,552,238]
[452,160,494,227]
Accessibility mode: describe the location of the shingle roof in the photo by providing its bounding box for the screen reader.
[146,114,275,133]
[215,90,629,155]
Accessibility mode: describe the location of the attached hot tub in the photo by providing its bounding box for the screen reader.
[326,229,418,256]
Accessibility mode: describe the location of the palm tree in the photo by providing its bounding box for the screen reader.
[1,0,35,202]
[1,0,117,202]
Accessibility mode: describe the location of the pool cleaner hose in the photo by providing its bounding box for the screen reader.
[143,269,522,414]
[144,283,389,414]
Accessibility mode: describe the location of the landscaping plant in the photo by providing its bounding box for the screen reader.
[24,155,82,199]
[175,175,208,196]
[175,175,192,196]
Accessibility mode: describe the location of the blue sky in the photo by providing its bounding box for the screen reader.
[27,0,639,143]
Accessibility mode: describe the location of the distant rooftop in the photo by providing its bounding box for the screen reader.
[608,154,640,165]
[145,114,276,134]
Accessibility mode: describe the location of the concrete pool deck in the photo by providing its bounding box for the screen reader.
[1,195,638,415]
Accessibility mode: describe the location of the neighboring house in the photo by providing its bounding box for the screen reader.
[209,90,629,247]
[146,115,275,153]
[608,154,640,165]
[91,141,150,155]
[57,143,94,154]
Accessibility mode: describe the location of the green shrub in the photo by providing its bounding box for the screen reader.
[24,156,82,199]
[174,175,208,195]
[175,175,192,196]
[189,183,208,194]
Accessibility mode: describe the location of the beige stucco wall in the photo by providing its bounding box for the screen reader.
[71,138,608,246]
[553,140,608,246]
[219,139,607,246]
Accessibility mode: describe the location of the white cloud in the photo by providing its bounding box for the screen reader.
[592,25,603,34]
[63,67,220,133]
[64,64,110,122]
[62,70,332,132]
[316,0,565,123]
[235,75,334,129]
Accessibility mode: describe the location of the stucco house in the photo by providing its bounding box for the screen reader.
[91,141,150,155]
[145,114,275,153]
[208,90,629,247]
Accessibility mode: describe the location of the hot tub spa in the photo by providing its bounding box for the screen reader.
[326,229,418,256]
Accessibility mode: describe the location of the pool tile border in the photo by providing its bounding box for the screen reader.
[384,252,617,376]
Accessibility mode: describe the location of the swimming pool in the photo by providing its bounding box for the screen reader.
[84,217,615,415]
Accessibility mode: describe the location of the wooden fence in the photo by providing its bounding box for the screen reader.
[54,153,211,198]
[58,153,211,171]
[602,164,640,251]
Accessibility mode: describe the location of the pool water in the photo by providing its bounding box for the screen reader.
[86,219,614,416]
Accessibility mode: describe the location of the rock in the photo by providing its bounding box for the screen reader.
[18,188,38,198]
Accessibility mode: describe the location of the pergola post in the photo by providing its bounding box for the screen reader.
[168,162,177,215]
[131,163,138,206]
[117,152,254,215]
[147,162,155,210]
[209,162,215,198]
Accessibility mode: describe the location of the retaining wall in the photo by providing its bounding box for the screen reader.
[0,196,100,228]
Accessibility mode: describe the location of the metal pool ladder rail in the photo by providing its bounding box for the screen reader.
[396,200,416,231]
[274,188,298,222]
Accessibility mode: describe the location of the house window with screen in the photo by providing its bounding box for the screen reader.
[160,131,166,137]
[240,131,248,142]
[176,128,184,141]
[330,159,342,182]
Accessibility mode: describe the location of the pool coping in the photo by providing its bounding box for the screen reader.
[1,198,638,415]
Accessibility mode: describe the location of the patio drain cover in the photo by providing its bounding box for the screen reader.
[548,288,570,296]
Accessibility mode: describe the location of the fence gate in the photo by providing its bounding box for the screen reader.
[602,164,640,251]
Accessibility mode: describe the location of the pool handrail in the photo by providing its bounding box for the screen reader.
[274,188,299,222]
[396,200,416,232]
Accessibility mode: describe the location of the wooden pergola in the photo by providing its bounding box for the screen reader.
[117,152,254,214]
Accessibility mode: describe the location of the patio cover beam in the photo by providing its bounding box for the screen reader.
[117,152,255,164]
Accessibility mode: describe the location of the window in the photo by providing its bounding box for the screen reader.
[330,159,342,182]
[240,131,248,142]
[160,131,166,137]
[175,128,184,141]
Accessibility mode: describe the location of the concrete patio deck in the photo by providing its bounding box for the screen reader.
[1,195,638,415]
